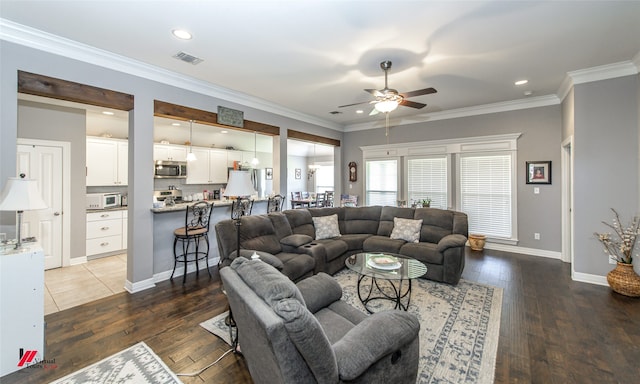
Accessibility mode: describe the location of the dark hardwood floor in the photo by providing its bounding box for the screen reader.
[3,249,639,383]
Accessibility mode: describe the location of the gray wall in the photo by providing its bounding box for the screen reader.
[343,105,563,252]
[17,100,87,261]
[573,74,640,275]
[0,40,342,285]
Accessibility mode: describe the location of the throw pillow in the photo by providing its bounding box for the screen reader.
[312,214,341,240]
[390,217,423,243]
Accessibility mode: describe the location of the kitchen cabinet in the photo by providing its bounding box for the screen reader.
[0,246,44,377]
[186,147,228,184]
[86,210,125,256]
[153,143,187,161]
[86,137,128,186]
[122,210,128,250]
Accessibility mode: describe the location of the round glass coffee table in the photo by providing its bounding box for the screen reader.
[345,252,427,313]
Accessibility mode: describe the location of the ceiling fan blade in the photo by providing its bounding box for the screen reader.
[369,108,379,116]
[400,87,437,98]
[365,88,384,97]
[338,100,371,108]
[400,99,427,109]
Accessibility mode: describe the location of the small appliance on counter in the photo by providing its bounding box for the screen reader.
[153,189,183,203]
[86,192,121,209]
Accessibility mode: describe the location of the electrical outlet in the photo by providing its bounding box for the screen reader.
[534,233,540,240]
[609,255,617,264]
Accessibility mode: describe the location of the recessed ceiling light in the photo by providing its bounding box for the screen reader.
[172,29,192,40]
[171,122,181,126]
[102,111,114,116]
[524,90,533,96]
[221,130,228,134]
[356,110,364,114]
[515,79,528,86]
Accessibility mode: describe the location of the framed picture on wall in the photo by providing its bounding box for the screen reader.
[526,161,551,184]
[266,168,273,180]
[295,168,301,179]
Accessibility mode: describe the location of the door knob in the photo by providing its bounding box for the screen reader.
[54,212,61,216]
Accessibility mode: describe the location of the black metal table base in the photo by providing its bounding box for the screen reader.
[356,274,412,314]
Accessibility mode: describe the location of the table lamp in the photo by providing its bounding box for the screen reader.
[0,174,48,250]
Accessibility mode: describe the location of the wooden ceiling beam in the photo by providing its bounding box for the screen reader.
[154,100,280,136]
[287,129,341,147]
[18,71,134,111]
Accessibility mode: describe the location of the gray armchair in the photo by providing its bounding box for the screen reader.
[220,257,420,384]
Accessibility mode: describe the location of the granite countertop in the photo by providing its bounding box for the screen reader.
[151,198,267,213]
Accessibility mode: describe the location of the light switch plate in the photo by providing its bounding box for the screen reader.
[534,187,540,194]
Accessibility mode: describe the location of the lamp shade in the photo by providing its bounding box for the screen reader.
[0,177,48,211]
[224,171,255,197]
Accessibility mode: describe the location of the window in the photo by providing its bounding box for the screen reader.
[315,165,334,193]
[407,156,448,209]
[365,159,398,206]
[459,153,513,239]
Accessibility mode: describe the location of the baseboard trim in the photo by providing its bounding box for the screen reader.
[482,243,562,259]
[572,271,608,286]
[125,278,156,293]
[70,256,87,266]
[152,257,220,284]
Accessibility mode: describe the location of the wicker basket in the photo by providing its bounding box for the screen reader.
[607,263,640,297]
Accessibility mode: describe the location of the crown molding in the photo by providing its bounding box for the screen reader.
[344,95,559,132]
[0,18,343,132]
[557,57,639,102]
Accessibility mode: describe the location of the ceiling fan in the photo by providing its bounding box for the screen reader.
[339,60,437,115]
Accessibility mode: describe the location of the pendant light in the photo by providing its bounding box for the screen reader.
[251,131,259,167]
[186,120,197,162]
[308,143,320,178]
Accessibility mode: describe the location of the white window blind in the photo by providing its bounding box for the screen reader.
[407,157,448,209]
[365,159,397,206]
[459,154,512,238]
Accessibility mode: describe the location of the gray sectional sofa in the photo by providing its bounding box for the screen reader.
[216,205,469,284]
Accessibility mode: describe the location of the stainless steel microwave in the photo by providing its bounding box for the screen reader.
[154,160,187,178]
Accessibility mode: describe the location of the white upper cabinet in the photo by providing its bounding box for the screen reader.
[153,144,187,162]
[86,137,128,186]
[186,147,228,184]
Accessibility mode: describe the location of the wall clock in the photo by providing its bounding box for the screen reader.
[348,162,357,182]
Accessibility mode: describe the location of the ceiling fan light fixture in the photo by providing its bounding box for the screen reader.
[375,99,400,113]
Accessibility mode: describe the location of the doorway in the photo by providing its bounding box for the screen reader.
[17,139,71,270]
[561,136,574,272]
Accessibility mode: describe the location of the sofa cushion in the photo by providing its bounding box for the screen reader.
[362,235,406,254]
[284,209,316,237]
[344,206,382,234]
[312,214,341,239]
[277,252,316,282]
[377,206,415,236]
[295,272,343,314]
[337,233,372,251]
[414,208,455,243]
[269,212,294,239]
[399,242,443,264]
[390,217,423,243]
[273,298,339,383]
[313,238,349,262]
[239,215,283,255]
[231,257,305,306]
[280,234,313,247]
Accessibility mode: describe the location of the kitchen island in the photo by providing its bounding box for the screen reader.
[151,199,267,279]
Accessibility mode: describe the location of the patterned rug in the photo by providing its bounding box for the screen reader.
[201,269,503,384]
[49,342,182,384]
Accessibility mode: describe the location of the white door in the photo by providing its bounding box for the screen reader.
[17,144,64,270]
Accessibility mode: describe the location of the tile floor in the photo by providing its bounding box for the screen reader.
[44,253,127,315]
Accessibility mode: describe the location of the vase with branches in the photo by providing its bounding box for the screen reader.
[594,208,639,264]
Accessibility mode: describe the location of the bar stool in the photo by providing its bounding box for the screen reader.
[171,201,213,284]
[267,194,285,212]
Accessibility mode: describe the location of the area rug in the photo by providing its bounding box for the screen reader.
[49,341,182,384]
[200,269,503,384]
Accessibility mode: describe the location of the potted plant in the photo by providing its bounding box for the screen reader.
[421,198,431,208]
[594,208,640,297]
